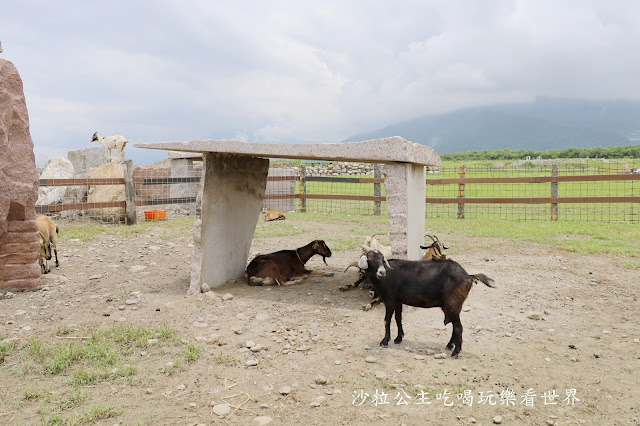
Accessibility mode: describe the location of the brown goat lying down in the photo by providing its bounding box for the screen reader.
[246,240,333,286]
[357,250,494,357]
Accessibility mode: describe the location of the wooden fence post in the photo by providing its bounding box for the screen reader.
[551,164,559,221]
[374,163,381,216]
[123,160,137,225]
[457,164,466,219]
[299,164,307,213]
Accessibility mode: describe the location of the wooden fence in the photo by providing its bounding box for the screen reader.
[35,162,640,223]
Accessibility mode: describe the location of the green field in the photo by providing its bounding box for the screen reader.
[288,159,640,222]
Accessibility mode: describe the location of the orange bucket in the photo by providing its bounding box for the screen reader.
[144,209,166,221]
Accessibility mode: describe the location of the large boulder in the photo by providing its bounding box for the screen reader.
[36,156,74,205]
[68,147,106,174]
[0,58,41,290]
[87,162,126,222]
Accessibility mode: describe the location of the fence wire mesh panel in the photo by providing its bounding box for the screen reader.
[270,161,387,216]
[133,161,202,221]
[35,160,128,225]
[426,162,640,223]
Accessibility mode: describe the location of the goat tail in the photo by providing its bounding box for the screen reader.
[471,274,495,288]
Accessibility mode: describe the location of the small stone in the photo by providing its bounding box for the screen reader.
[546,420,556,426]
[212,403,231,416]
[374,371,387,379]
[279,386,291,395]
[188,402,197,408]
[200,282,211,293]
[250,345,262,352]
[176,384,186,391]
[130,265,147,273]
[205,291,217,299]
[365,356,376,363]
[461,366,468,371]
[334,360,342,365]
[315,376,327,385]
[255,313,270,321]
[594,353,600,359]
[634,338,639,343]
[246,359,258,367]
[545,357,551,362]
[118,305,126,310]
[508,361,514,366]
[222,293,234,301]
[602,330,611,335]
[296,345,311,351]
[468,418,476,424]
[527,311,542,320]
[245,341,256,348]
[462,306,471,312]
[253,416,273,425]
[259,403,269,409]
[145,388,152,394]
[89,274,103,280]
[147,338,158,345]
[414,355,425,360]
[493,415,503,424]
[335,345,344,350]
[434,353,443,359]
[125,298,138,305]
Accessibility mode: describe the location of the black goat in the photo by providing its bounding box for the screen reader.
[246,240,333,286]
[357,250,495,357]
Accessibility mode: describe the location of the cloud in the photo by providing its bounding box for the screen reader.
[1,1,640,164]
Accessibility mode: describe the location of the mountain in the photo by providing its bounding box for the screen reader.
[343,97,640,153]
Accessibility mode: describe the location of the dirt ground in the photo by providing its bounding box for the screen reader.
[1,215,639,425]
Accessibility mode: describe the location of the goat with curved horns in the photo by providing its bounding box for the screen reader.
[247,240,333,286]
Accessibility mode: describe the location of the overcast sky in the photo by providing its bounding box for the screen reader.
[2,1,640,165]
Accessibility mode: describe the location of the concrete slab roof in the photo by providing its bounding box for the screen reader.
[135,136,441,166]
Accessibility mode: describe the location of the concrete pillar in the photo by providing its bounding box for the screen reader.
[384,162,426,260]
[188,153,269,294]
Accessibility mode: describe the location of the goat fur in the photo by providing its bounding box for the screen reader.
[91,132,130,162]
[37,215,59,274]
[246,240,333,286]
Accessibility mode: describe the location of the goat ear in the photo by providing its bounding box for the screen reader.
[313,242,318,250]
[358,255,368,270]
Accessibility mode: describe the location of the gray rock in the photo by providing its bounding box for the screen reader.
[493,415,503,424]
[212,403,231,416]
[279,386,291,395]
[201,282,211,293]
[527,311,542,320]
[365,356,376,363]
[222,293,234,301]
[246,359,258,367]
[254,416,273,425]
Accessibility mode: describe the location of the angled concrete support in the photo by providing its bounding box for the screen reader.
[384,162,426,260]
[188,153,269,295]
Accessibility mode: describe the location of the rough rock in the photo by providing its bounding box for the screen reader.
[36,156,74,205]
[0,58,41,291]
[87,162,126,222]
[212,403,231,416]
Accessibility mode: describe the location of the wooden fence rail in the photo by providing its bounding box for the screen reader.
[35,167,640,222]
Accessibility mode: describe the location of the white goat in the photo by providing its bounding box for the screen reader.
[361,233,392,258]
[91,132,130,162]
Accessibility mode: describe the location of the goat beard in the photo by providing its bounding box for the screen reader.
[322,256,328,265]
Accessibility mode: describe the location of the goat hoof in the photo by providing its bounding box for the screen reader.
[339,286,348,291]
[393,337,402,344]
[379,339,389,347]
[446,343,454,350]
[362,304,372,311]
[451,351,460,358]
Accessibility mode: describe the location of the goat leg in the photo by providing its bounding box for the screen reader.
[380,304,394,346]
[393,302,404,344]
[449,313,463,357]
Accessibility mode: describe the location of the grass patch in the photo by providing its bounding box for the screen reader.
[254,221,305,239]
[59,217,195,243]
[211,351,237,367]
[22,388,47,401]
[57,389,90,411]
[182,344,202,363]
[78,404,122,423]
[428,217,640,257]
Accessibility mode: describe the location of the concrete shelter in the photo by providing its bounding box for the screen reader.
[135,136,441,295]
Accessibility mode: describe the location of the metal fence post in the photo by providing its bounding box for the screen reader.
[551,164,559,221]
[299,164,307,213]
[124,160,137,225]
[374,163,381,215]
[457,164,466,219]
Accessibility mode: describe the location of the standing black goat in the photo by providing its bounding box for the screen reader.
[246,240,333,286]
[357,250,495,357]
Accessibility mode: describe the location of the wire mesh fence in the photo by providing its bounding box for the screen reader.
[34,157,640,225]
[426,161,640,223]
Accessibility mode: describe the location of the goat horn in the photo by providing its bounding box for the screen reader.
[425,234,437,243]
[344,261,360,272]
